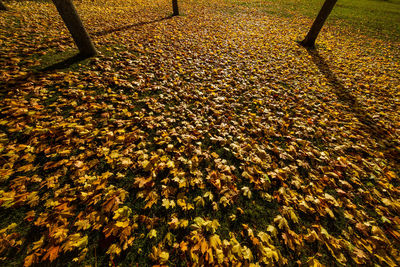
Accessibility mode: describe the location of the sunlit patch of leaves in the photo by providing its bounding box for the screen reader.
[0,0,399,266]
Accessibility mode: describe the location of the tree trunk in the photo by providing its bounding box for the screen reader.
[52,0,97,57]
[172,0,179,16]
[0,1,7,11]
[300,0,338,48]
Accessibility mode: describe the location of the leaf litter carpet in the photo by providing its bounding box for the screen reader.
[0,0,399,265]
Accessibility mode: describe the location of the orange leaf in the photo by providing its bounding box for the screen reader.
[24,254,36,267]
[42,246,60,262]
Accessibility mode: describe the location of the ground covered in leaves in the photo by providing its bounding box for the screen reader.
[1,0,400,266]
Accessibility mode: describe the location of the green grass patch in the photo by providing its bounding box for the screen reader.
[227,0,400,41]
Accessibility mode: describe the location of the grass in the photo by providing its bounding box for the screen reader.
[227,0,400,41]
[32,45,126,72]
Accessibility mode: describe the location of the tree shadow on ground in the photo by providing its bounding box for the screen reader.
[1,15,173,94]
[40,53,90,71]
[4,15,173,64]
[0,53,89,96]
[26,15,173,55]
[92,15,173,37]
[301,45,399,163]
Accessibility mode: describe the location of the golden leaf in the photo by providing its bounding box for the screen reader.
[148,229,157,239]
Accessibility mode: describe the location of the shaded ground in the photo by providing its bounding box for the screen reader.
[0,0,399,266]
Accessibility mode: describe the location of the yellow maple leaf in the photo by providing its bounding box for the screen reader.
[159,251,169,264]
[148,229,157,239]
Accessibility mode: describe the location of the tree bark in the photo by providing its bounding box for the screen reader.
[52,0,97,57]
[0,1,7,11]
[300,0,338,48]
[172,0,179,16]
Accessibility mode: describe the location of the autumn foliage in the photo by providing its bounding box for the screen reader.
[0,0,400,266]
